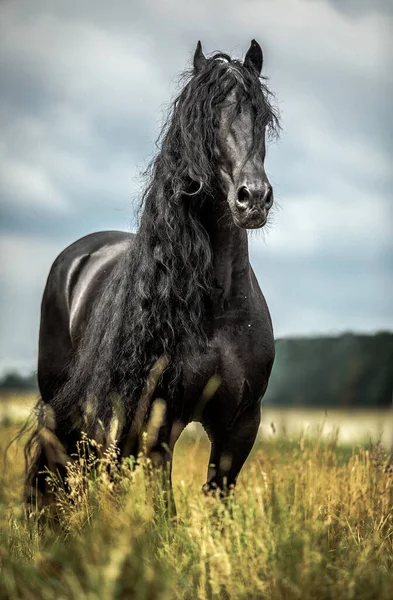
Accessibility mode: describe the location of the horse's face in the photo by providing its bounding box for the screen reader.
[194,40,274,229]
[216,93,273,229]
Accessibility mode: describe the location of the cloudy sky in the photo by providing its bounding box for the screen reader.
[0,0,392,374]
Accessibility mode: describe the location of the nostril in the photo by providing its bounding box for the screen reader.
[237,185,250,207]
[264,186,273,208]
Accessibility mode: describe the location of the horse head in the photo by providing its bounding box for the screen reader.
[190,39,279,229]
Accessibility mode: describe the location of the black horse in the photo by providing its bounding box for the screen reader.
[25,40,280,509]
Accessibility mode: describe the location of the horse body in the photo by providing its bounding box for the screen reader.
[39,212,274,490]
[27,39,280,506]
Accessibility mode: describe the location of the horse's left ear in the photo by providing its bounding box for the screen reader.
[193,41,207,73]
[244,39,263,75]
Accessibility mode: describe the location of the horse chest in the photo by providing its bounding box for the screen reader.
[180,311,274,424]
[213,323,273,391]
[209,291,274,385]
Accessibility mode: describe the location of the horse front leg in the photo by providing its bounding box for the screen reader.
[202,403,261,497]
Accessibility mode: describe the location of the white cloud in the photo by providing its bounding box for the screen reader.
[0,233,63,286]
[255,189,392,257]
[0,150,69,212]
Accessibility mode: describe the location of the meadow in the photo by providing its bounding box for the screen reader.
[0,394,392,599]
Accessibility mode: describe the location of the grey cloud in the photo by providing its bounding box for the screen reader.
[326,0,393,18]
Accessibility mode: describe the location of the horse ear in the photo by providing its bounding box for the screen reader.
[244,39,263,75]
[193,41,207,73]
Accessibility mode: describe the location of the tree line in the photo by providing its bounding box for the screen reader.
[264,332,393,408]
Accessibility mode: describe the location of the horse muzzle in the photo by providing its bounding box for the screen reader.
[232,182,273,228]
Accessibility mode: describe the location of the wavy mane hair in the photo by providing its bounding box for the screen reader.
[49,49,280,440]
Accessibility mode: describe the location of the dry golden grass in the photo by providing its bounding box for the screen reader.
[0,407,392,599]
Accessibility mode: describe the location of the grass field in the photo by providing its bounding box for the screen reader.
[0,394,392,599]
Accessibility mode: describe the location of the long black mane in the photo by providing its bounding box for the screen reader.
[50,51,279,439]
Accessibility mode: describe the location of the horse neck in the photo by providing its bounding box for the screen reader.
[201,196,250,299]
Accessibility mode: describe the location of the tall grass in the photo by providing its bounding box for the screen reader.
[0,423,392,599]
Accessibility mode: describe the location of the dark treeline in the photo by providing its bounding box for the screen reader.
[0,371,38,392]
[1,332,392,407]
[264,332,393,408]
